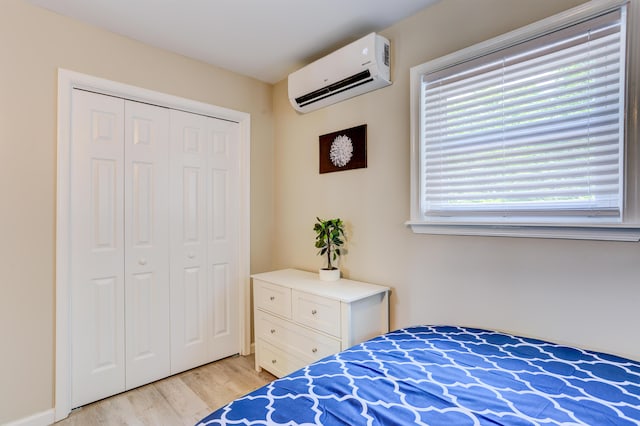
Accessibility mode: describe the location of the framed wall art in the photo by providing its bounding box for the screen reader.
[319,124,367,174]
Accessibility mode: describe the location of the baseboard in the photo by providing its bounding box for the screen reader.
[3,409,55,426]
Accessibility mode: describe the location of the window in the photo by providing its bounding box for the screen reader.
[408,0,640,241]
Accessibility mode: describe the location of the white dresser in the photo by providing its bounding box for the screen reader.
[252,269,390,377]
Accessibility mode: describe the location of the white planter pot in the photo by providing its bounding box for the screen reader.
[319,268,340,281]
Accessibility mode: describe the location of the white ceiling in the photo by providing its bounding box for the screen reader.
[27,0,440,84]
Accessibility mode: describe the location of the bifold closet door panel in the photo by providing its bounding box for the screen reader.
[70,90,126,408]
[207,119,241,361]
[169,109,210,374]
[124,100,171,390]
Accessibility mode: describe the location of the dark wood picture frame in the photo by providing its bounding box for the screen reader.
[319,124,367,174]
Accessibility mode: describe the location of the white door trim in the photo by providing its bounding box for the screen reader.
[55,69,251,421]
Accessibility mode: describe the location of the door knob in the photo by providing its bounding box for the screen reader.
[138,258,147,266]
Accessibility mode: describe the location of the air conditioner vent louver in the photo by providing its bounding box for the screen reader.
[295,70,373,108]
[288,33,392,113]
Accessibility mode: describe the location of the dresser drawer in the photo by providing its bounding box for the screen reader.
[256,339,307,378]
[256,311,341,362]
[254,279,291,318]
[292,290,341,337]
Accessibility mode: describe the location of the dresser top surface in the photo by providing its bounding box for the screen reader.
[251,269,389,302]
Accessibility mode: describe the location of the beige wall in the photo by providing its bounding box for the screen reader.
[273,0,640,366]
[0,1,274,423]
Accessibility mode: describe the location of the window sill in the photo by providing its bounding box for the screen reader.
[406,221,640,242]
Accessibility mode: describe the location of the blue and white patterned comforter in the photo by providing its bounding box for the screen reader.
[197,326,640,425]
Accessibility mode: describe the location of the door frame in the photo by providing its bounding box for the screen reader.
[55,69,251,421]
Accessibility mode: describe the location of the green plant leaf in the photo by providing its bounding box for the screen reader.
[314,217,346,267]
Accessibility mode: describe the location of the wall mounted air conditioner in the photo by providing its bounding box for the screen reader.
[288,33,391,113]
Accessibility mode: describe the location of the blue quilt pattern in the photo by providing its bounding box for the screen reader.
[197,326,640,425]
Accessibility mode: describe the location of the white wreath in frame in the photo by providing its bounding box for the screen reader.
[329,135,353,167]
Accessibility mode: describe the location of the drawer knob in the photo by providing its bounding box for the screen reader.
[270,328,276,334]
[271,359,277,364]
[269,296,275,301]
[311,309,317,315]
[312,348,318,353]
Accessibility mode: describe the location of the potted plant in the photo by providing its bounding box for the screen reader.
[313,217,346,281]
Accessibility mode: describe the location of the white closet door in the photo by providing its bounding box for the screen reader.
[170,110,240,373]
[207,121,240,361]
[70,90,125,407]
[124,100,171,389]
[69,89,242,405]
[170,110,210,373]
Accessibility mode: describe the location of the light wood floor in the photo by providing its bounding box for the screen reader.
[55,354,276,426]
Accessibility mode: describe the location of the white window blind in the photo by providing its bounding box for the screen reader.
[421,8,626,222]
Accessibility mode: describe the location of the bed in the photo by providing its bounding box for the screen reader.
[197,325,640,425]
